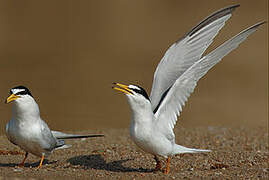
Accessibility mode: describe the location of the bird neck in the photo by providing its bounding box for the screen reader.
[127,98,154,125]
[11,100,40,121]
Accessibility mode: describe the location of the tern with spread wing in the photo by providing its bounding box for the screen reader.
[5,86,104,168]
[113,5,265,174]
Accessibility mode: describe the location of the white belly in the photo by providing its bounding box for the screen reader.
[6,119,53,157]
[130,122,173,158]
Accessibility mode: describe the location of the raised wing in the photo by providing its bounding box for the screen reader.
[150,5,240,111]
[154,22,265,137]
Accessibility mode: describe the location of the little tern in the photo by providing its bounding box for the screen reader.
[5,86,104,168]
[113,5,265,174]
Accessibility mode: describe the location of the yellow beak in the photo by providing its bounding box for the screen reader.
[5,94,19,103]
[112,83,133,95]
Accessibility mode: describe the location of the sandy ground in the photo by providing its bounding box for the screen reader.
[0,126,267,179]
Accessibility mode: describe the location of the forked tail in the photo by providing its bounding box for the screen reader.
[172,144,211,155]
[54,139,72,150]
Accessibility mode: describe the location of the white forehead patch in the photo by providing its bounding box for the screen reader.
[11,88,25,94]
[128,85,140,90]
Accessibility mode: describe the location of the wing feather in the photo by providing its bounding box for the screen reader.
[154,22,265,136]
[51,130,104,139]
[150,5,239,111]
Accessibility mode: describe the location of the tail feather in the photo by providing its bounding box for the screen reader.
[173,144,211,155]
[54,139,72,150]
[52,130,104,140]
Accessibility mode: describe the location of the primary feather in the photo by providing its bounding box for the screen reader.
[150,4,240,111]
[154,22,266,138]
[51,131,104,140]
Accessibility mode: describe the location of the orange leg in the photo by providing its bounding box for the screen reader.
[164,157,170,174]
[37,154,45,169]
[18,152,28,167]
[154,155,162,171]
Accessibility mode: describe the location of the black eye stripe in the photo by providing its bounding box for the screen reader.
[15,91,28,96]
[132,89,142,94]
[129,86,150,101]
[10,86,33,97]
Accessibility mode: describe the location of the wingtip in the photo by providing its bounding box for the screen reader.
[230,4,240,9]
[223,4,240,12]
[255,21,267,26]
[90,134,105,138]
[187,4,241,37]
[215,4,240,15]
[244,21,267,32]
[214,4,240,16]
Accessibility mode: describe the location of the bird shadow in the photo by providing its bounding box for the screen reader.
[0,159,57,168]
[67,154,154,173]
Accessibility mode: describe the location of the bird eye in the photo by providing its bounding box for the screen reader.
[129,86,150,100]
[9,86,33,97]
[16,91,25,95]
